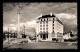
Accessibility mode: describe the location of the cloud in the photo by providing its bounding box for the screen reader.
[9,24,17,26]
[11,19,16,22]
[25,20,36,28]
[3,26,17,31]
[55,13,77,33]
[55,13,77,25]
[20,23,25,26]
[3,2,30,12]
[3,3,77,25]
[3,26,8,31]
[26,20,36,25]
[55,13,76,19]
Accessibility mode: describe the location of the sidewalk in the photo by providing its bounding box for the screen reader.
[62,42,77,46]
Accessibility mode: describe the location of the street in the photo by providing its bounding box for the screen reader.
[3,42,77,50]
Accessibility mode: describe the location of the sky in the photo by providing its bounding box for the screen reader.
[3,2,77,36]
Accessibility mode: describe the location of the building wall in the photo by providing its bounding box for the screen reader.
[48,18,53,33]
[36,15,63,42]
[36,22,39,35]
[54,20,57,38]
[56,21,63,33]
[54,18,63,33]
[47,18,53,41]
[54,18,64,42]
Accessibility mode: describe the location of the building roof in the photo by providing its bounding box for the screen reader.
[56,17,63,25]
[38,14,55,19]
[37,14,63,25]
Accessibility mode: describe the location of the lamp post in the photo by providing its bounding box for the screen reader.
[23,25,25,35]
[22,25,25,38]
[8,26,10,43]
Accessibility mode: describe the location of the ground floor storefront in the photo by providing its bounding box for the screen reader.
[37,33,64,42]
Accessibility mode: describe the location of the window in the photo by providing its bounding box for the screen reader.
[46,31,48,33]
[41,19,42,21]
[53,18,54,20]
[43,22,45,24]
[53,27,54,29]
[40,22,42,24]
[43,25,45,27]
[43,28,45,30]
[46,30,48,33]
[53,30,54,32]
[40,31,42,33]
[40,28,42,30]
[53,21,54,23]
[53,24,54,26]
[46,28,48,30]
[44,19,45,21]
[43,31,45,32]
[40,25,42,27]
[47,18,48,21]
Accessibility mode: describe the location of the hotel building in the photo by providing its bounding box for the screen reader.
[36,13,64,42]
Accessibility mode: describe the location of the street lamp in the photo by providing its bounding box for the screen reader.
[7,25,17,43]
[8,26,10,43]
[22,25,25,35]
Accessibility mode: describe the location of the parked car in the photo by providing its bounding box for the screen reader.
[19,41,28,44]
[52,38,58,42]
[64,38,77,42]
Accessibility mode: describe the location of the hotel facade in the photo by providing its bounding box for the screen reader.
[36,13,64,42]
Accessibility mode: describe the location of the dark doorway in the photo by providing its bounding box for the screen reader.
[22,34,26,38]
[40,34,48,40]
[43,34,46,40]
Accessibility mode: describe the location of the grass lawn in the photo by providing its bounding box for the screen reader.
[3,42,77,50]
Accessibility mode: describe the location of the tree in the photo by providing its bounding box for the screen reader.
[69,31,74,37]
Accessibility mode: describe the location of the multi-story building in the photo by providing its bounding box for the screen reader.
[36,13,64,42]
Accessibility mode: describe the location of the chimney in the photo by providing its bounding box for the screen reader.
[49,12,53,16]
[40,13,42,17]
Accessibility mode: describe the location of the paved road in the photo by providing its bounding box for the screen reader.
[3,42,77,50]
